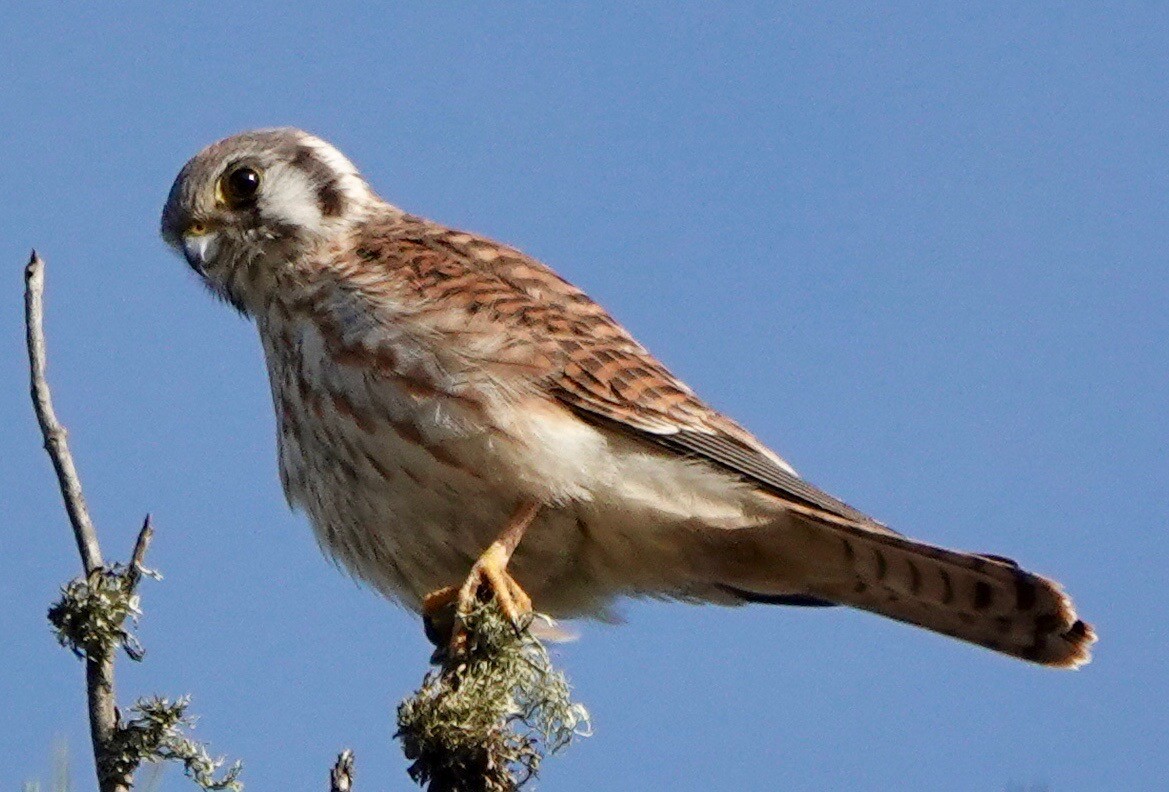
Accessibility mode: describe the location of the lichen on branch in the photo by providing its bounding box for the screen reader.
[48,563,153,661]
[106,697,242,792]
[396,602,590,792]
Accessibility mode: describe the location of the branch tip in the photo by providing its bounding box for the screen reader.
[127,516,155,589]
[329,750,354,792]
[25,251,103,574]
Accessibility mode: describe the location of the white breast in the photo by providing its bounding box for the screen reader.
[255,311,774,615]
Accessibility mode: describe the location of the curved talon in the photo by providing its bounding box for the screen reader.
[449,543,533,654]
[421,551,535,656]
[421,501,541,657]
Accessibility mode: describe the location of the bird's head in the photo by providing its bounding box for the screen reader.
[160,127,378,313]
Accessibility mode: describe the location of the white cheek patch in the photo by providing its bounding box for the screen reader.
[260,164,326,234]
[295,133,375,208]
[299,136,360,179]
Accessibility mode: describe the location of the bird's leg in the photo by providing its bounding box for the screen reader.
[422,500,541,656]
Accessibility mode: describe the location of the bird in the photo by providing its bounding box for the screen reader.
[160,127,1094,668]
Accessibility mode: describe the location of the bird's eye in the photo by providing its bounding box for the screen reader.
[220,166,262,208]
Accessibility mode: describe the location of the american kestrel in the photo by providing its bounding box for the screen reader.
[161,128,1094,667]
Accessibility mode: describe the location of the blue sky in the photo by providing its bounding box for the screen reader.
[2,3,1165,790]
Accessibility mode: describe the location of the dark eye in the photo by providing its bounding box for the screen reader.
[220,166,261,207]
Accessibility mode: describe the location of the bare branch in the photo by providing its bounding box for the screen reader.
[329,750,354,792]
[126,515,155,591]
[25,252,127,792]
[25,250,104,575]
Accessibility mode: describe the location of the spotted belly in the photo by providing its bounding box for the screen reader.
[265,366,597,614]
[259,320,775,618]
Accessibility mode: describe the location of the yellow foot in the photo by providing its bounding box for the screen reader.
[421,501,541,659]
[421,585,459,649]
[422,542,534,657]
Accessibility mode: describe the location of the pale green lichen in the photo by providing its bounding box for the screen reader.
[106,697,242,791]
[48,564,150,661]
[396,603,590,792]
[48,565,240,791]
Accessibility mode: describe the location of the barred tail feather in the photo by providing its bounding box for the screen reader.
[723,512,1096,668]
[807,516,1095,667]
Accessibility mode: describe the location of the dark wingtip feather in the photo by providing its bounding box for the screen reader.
[1045,617,1096,669]
[717,584,838,608]
[1032,584,1096,669]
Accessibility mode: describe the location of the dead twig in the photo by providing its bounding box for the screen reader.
[25,250,127,792]
[25,251,104,575]
[126,515,155,590]
[27,252,238,792]
[329,750,354,792]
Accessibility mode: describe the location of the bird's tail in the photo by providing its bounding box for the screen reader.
[721,510,1095,668]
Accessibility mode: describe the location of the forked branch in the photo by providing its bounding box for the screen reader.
[26,251,239,792]
[25,250,127,792]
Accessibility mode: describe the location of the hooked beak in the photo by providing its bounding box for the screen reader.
[181,229,218,275]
